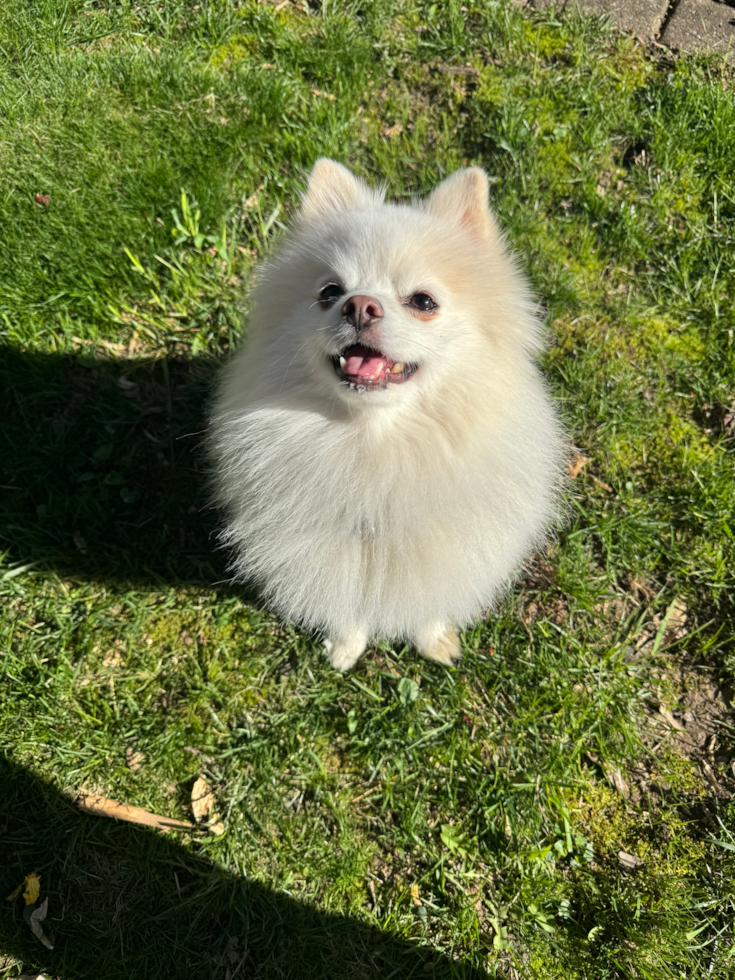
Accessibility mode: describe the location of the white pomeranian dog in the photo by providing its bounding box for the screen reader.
[211,159,565,671]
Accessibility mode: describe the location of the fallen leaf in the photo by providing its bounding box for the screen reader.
[566,453,591,479]
[103,648,124,667]
[191,776,215,823]
[6,880,24,902]
[209,816,225,836]
[23,873,41,905]
[618,851,642,870]
[76,792,194,831]
[382,122,403,139]
[125,747,146,771]
[191,776,225,834]
[29,897,54,949]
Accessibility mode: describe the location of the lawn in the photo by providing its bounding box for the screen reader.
[1,1,735,978]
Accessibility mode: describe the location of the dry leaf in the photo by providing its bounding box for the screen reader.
[382,122,403,139]
[191,776,215,823]
[191,776,224,833]
[7,879,25,902]
[30,897,54,949]
[103,648,124,667]
[566,453,591,479]
[76,792,194,831]
[618,851,642,870]
[209,816,225,836]
[125,748,146,771]
[411,883,422,906]
[23,873,40,905]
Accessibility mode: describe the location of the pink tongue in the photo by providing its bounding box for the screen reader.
[345,354,389,379]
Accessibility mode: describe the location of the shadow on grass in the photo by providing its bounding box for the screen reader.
[1,345,233,590]
[1,756,484,980]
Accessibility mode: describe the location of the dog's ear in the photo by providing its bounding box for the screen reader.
[426,168,498,240]
[299,159,376,222]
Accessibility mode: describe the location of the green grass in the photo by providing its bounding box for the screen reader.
[2,1,735,978]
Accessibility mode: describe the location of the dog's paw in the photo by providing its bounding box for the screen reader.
[323,629,368,672]
[413,625,462,666]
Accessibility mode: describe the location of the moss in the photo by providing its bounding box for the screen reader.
[210,34,259,70]
[477,66,505,107]
[521,19,571,60]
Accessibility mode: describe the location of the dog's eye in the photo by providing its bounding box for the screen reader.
[318,283,344,306]
[409,292,438,313]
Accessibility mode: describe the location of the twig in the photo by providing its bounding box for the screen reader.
[76,793,195,831]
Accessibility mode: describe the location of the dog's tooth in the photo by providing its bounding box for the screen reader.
[339,356,347,370]
[390,362,404,374]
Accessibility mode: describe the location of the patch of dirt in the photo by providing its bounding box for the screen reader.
[517,556,570,625]
[641,660,735,800]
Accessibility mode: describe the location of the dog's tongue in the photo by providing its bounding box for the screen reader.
[343,344,394,380]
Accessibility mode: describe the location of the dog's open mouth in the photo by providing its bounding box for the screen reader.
[332,344,418,390]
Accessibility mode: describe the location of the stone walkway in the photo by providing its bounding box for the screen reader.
[518,0,735,58]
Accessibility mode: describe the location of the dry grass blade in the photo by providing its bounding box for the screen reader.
[76,793,194,831]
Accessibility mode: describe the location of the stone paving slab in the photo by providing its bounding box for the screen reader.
[661,0,735,59]
[528,0,669,40]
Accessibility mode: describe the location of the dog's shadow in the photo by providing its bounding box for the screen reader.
[1,347,487,976]
[1,344,229,588]
[1,757,484,980]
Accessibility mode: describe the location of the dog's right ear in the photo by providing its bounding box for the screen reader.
[299,159,377,222]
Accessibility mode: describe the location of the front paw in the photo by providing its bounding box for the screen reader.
[414,625,462,665]
[323,629,368,672]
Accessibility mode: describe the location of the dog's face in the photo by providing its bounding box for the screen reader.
[259,160,514,410]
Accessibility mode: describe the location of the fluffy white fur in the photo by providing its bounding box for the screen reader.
[210,160,566,670]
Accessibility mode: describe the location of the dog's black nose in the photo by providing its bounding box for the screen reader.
[342,294,384,331]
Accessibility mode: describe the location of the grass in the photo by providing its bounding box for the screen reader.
[1,1,735,978]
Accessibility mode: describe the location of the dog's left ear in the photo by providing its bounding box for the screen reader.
[426,168,498,241]
[299,159,377,222]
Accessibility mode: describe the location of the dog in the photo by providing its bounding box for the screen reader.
[210,159,565,671]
